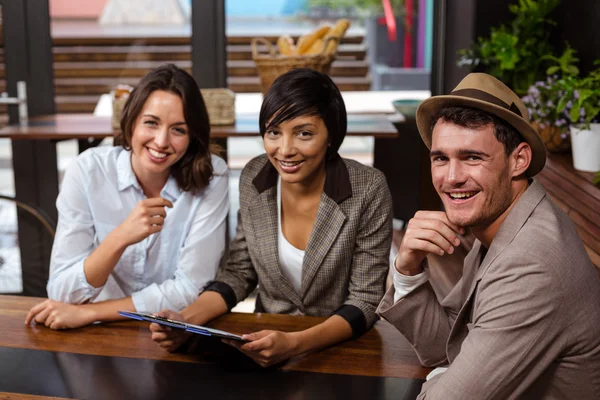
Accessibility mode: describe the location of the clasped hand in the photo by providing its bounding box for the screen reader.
[116,198,173,246]
[396,211,464,275]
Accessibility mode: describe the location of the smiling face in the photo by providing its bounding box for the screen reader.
[263,114,329,186]
[430,120,516,229]
[130,90,190,184]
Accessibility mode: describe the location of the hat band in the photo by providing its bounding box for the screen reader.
[451,88,523,118]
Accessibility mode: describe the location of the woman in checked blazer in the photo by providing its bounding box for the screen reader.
[151,68,393,367]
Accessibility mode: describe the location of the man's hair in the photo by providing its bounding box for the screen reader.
[431,106,525,156]
[259,68,347,159]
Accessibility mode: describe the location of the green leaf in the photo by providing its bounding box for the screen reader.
[547,66,559,75]
[566,65,579,76]
[556,96,568,113]
[578,89,594,104]
[570,105,581,123]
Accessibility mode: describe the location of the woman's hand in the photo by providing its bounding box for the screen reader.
[223,330,300,367]
[24,300,96,330]
[115,198,173,246]
[149,310,192,352]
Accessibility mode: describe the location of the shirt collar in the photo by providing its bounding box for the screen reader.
[116,148,182,202]
[252,153,352,204]
[160,174,183,202]
[117,148,141,192]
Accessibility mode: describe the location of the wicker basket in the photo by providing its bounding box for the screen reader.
[201,88,236,125]
[111,86,235,128]
[251,37,337,95]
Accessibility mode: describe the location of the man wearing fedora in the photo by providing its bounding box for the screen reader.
[377,73,600,399]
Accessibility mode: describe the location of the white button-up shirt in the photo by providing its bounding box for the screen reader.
[47,146,229,313]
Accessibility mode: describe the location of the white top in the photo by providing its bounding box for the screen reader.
[392,254,430,303]
[46,146,229,313]
[277,177,305,294]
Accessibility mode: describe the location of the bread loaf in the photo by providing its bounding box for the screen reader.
[297,25,330,55]
[324,19,351,55]
[277,34,297,56]
[305,38,325,55]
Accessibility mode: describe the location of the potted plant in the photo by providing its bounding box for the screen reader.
[458,0,561,95]
[553,65,600,172]
[521,45,580,153]
[522,76,572,153]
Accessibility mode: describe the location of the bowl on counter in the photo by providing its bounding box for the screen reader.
[391,99,422,119]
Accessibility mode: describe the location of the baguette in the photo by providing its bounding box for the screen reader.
[277,34,297,56]
[324,19,351,55]
[305,38,325,55]
[297,25,331,55]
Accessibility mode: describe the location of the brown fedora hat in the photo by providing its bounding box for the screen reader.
[416,73,546,176]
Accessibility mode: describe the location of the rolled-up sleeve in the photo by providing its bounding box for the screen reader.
[47,159,103,303]
[131,168,230,313]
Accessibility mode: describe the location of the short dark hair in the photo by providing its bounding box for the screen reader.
[259,68,347,159]
[118,64,217,192]
[431,106,525,156]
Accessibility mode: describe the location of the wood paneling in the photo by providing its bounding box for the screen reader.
[0,33,370,114]
[537,153,600,268]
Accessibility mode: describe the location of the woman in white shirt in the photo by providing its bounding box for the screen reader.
[150,68,393,367]
[25,64,229,330]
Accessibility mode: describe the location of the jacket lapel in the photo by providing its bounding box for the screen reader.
[300,194,347,299]
[445,180,547,362]
[446,242,485,362]
[247,186,304,309]
[473,179,546,282]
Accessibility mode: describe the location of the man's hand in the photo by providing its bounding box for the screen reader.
[150,310,192,352]
[396,211,464,276]
[25,300,96,330]
[223,330,300,368]
[115,198,173,246]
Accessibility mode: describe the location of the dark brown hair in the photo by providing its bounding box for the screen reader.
[432,106,525,156]
[118,64,218,192]
[259,68,347,160]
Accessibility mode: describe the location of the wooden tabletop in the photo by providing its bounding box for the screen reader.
[0,113,398,140]
[0,295,429,399]
[0,295,429,378]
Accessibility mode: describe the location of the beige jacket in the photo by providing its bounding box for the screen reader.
[378,180,600,399]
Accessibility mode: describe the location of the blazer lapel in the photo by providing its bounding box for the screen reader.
[446,180,548,362]
[473,179,546,282]
[247,186,304,309]
[446,242,485,362]
[300,194,347,299]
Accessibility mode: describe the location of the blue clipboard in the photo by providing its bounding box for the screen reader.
[118,310,248,342]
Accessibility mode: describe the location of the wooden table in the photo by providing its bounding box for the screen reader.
[0,295,430,399]
[0,113,397,297]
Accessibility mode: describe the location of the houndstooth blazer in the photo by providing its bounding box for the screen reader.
[206,153,392,336]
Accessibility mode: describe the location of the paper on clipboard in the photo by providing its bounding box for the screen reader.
[118,310,248,342]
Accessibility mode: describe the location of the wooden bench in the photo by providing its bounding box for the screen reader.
[0,33,370,114]
[536,153,600,269]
